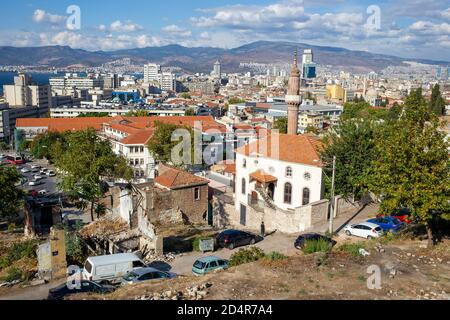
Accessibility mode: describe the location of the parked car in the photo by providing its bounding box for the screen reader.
[47,280,115,300]
[216,230,258,250]
[31,165,40,172]
[40,168,49,175]
[21,167,31,173]
[34,174,44,180]
[82,253,147,284]
[28,190,38,197]
[294,233,337,250]
[367,216,405,233]
[29,180,42,186]
[38,190,48,196]
[344,222,384,239]
[378,208,413,224]
[121,267,176,285]
[47,170,56,177]
[192,256,229,276]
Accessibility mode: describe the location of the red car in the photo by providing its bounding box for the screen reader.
[377,208,412,224]
[28,190,38,197]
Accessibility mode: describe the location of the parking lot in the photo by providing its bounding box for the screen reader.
[1,155,59,196]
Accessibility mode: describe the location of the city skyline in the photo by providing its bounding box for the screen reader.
[0,0,449,61]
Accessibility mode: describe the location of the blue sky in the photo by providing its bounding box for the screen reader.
[0,0,449,60]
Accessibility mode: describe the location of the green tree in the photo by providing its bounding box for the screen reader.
[228,97,246,105]
[30,132,66,161]
[77,112,110,118]
[185,108,196,116]
[305,125,319,134]
[321,118,378,200]
[369,89,450,247]
[342,101,387,121]
[429,84,446,116]
[52,129,133,222]
[125,110,150,117]
[274,117,288,134]
[147,121,194,166]
[181,93,191,99]
[0,166,25,221]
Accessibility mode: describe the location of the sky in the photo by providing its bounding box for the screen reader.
[0,0,449,61]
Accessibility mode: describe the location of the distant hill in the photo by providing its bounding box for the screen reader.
[0,41,448,73]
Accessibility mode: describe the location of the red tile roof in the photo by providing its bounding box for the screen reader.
[155,167,209,189]
[236,133,323,167]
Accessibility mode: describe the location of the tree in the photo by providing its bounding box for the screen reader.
[429,84,446,116]
[147,121,194,166]
[369,89,450,247]
[0,166,25,221]
[125,110,150,117]
[31,132,66,161]
[77,112,110,118]
[274,117,288,134]
[321,118,378,200]
[342,101,387,121]
[228,97,246,105]
[181,93,191,99]
[185,108,196,116]
[52,129,133,222]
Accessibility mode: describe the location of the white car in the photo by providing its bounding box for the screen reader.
[21,167,31,173]
[40,168,49,174]
[47,170,56,177]
[29,180,41,186]
[34,175,44,180]
[344,222,384,240]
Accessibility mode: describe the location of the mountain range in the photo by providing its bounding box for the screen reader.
[0,41,448,73]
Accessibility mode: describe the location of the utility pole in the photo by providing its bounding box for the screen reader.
[329,156,336,236]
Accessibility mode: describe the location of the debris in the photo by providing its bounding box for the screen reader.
[359,248,371,256]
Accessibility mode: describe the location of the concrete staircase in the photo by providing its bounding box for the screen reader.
[255,186,277,210]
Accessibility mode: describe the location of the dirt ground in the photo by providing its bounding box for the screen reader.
[71,238,450,301]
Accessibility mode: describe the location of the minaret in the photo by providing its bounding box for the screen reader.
[286,49,301,135]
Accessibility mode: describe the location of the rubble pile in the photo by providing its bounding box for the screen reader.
[141,250,179,264]
[79,216,129,239]
[135,283,212,301]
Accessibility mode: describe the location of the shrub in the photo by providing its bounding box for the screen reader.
[229,247,266,267]
[65,232,87,265]
[338,243,366,257]
[0,239,39,270]
[302,239,332,254]
[7,223,16,232]
[3,267,23,282]
[265,251,288,261]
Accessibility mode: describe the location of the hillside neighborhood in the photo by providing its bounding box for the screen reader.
[1,46,450,302]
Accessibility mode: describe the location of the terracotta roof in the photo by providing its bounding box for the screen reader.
[155,167,209,189]
[250,170,278,183]
[236,133,323,167]
[16,117,108,132]
[120,129,154,145]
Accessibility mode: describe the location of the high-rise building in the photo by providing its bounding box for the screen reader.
[302,49,317,79]
[3,73,51,110]
[286,50,302,135]
[213,61,221,78]
[158,72,176,92]
[144,63,162,83]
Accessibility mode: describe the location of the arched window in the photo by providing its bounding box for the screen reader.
[286,167,293,178]
[284,183,292,204]
[303,188,310,206]
[242,178,246,195]
[243,159,247,168]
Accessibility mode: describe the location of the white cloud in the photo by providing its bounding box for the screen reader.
[109,20,143,32]
[32,9,66,25]
[161,24,192,37]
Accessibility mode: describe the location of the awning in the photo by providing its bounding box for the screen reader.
[249,170,278,184]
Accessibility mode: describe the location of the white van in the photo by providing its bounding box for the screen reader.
[82,253,146,284]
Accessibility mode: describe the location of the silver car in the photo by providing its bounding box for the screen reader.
[121,267,177,285]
